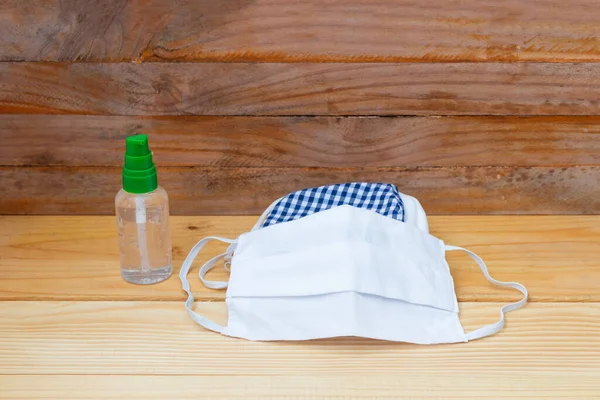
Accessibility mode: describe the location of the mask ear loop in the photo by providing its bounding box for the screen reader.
[180,236,237,332]
[199,252,229,289]
[181,198,283,330]
[445,245,528,341]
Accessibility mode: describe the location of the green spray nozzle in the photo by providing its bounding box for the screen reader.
[122,134,158,194]
[126,134,151,157]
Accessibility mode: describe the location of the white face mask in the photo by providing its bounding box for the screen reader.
[180,188,527,343]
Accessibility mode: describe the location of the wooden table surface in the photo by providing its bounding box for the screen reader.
[1,215,599,399]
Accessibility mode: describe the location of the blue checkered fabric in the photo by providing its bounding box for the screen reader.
[262,182,404,228]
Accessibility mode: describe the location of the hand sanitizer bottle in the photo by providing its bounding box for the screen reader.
[116,134,172,284]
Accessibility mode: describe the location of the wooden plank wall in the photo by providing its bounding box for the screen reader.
[1,0,599,215]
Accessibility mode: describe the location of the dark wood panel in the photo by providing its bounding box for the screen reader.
[2,63,600,116]
[2,0,600,62]
[1,166,597,215]
[2,115,600,168]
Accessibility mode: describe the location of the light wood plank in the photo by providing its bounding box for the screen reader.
[2,0,600,63]
[1,166,598,215]
[0,301,599,375]
[2,63,600,116]
[3,115,600,168]
[1,373,598,399]
[1,216,599,302]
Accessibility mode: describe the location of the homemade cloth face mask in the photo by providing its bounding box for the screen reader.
[180,183,528,344]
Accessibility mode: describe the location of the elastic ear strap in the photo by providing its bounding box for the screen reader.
[445,245,528,341]
[199,252,229,289]
[179,236,237,332]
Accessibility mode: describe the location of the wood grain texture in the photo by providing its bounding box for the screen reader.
[3,115,600,168]
[2,374,599,400]
[1,301,599,375]
[1,166,598,215]
[1,216,599,302]
[2,0,600,63]
[2,63,600,116]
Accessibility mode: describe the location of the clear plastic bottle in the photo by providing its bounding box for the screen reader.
[116,134,172,284]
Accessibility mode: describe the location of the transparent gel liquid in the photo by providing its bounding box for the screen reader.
[116,186,172,284]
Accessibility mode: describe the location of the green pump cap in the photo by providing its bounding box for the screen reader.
[122,134,158,194]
